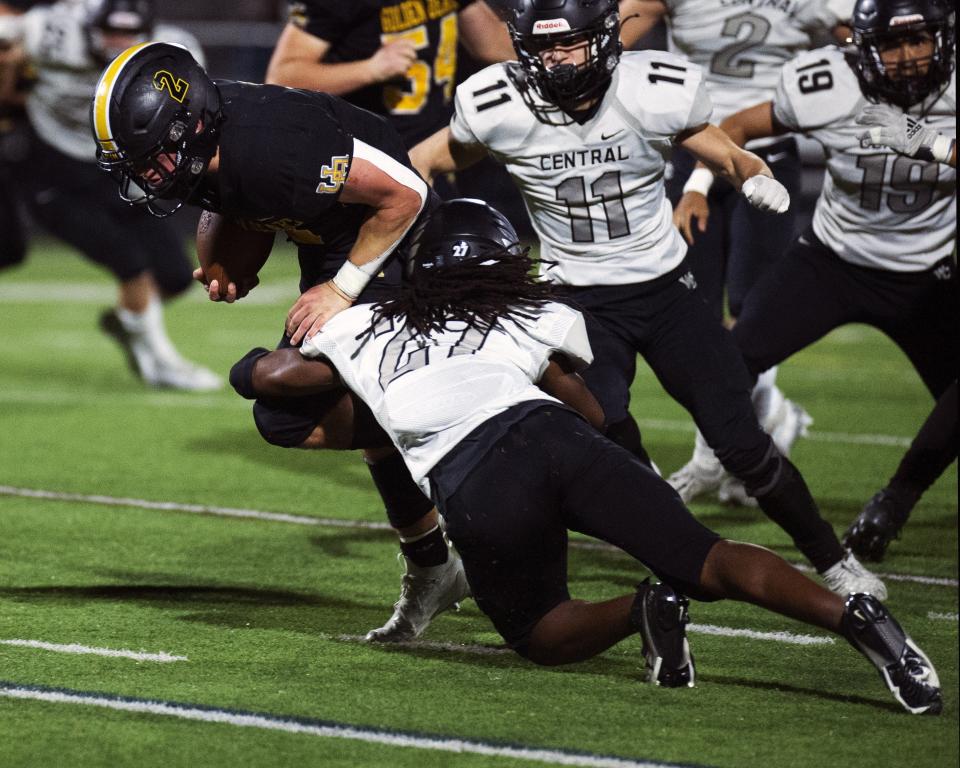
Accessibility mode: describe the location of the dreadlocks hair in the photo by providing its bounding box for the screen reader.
[371,246,559,337]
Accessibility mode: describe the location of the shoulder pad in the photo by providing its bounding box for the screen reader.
[775,46,861,131]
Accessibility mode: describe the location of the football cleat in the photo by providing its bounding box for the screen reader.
[717,475,758,508]
[667,458,725,504]
[841,593,942,715]
[100,308,222,392]
[365,550,470,643]
[821,551,888,600]
[631,579,695,688]
[843,487,915,562]
[767,399,813,458]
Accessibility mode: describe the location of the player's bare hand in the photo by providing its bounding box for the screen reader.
[673,192,709,244]
[193,266,258,303]
[286,281,353,344]
[368,39,417,82]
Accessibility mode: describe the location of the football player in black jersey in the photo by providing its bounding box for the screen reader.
[266,0,514,149]
[0,1,28,271]
[93,42,471,642]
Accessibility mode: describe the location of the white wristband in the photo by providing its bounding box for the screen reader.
[682,167,715,197]
[331,261,369,301]
[931,134,954,164]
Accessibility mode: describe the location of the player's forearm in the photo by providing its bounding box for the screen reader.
[718,101,780,148]
[265,57,379,95]
[723,148,771,190]
[410,128,484,182]
[459,2,514,63]
[538,361,605,431]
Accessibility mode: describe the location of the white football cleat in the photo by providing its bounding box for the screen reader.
[365,550,470,643]
[668,458,725,504]
[766,399,813,458]
[821,551,888,600]
[716,475,758,507]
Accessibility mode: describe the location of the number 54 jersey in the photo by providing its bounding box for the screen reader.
[450,51,712,286]
[774,47,956,271]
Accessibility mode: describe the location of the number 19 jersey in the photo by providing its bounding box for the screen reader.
[450,51,712,286]
[774,47,956,271]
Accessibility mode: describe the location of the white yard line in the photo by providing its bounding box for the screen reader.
[687,624,834,646]
[1,485,954,589]
[0,282,295,306]
[634,418,912,448]
[927,612,959,622]
[0,683,698,768]
[0,639,185,663]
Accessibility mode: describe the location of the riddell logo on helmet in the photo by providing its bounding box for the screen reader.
[889,13,924,26]
[533,19,572,33]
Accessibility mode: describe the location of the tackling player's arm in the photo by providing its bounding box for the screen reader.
[232,347,342,400]
[285,152,427,344]
[673,105,788,243]
[458,1,514,63]
[537,354,605,431]
[617,0,668,49]
[409,126,487,185]
[265,21,415,93]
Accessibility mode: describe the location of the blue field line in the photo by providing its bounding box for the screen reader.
[0,680,714,768]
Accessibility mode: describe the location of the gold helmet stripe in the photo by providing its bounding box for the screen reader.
[92,41,163,153]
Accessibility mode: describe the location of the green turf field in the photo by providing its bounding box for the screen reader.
[1,240,956,768]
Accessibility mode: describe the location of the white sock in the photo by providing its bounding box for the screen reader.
[752,366,785,432]
[691,428,721,471]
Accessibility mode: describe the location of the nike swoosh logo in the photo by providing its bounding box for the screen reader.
[798,235,811,246]
[601,130,624,141]
[767,150,790,163]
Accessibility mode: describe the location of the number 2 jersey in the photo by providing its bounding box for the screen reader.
[774,47,956,271]
[665,0,851,122]
[287,0,475,147]
[301,301,593,489]
[450,51,712,286]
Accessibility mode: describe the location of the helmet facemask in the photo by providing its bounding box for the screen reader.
[854,17,955,109]
[508,8,621,125]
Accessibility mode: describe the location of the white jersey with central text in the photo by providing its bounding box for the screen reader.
[0,1,202,161]
[774,46,956,271]
[301,301,593,491]
[450,51,712,286]
[665,0,852,122]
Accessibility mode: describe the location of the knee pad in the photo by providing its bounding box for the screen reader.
[252,399,320,448]
[230,347,271,399]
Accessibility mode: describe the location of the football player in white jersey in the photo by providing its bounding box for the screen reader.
[235,198,941,714]
[411,0,886,598]
[615,0,855,507]
[0,0,221,390]
[677,0,956,545]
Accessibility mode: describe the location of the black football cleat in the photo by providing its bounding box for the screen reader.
[631,579,695,688]
[841,593,942,715]
[843,487,915,562]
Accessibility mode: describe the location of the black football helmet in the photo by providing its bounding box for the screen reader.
[91,42,221,217]
[406,199,523,278]
[852,0,955,110]
[492,0,622,124]
[84,0,156,65]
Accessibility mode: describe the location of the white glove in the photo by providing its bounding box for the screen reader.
[856,103,955,163]
[741,175,790,214]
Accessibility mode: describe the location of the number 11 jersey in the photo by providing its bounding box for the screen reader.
[450,51,712,286]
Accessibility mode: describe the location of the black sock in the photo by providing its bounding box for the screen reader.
[605,416,653,468]
[890,381,958,499]
[752,455,844,573]
[400,525,449,568]
[366,451,434,529]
